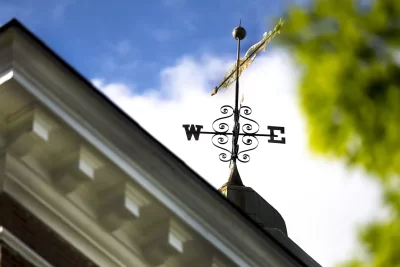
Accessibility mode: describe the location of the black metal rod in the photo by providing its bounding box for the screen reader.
[235,41,240,122]
[231,35,241,165]
[199,132,273,137]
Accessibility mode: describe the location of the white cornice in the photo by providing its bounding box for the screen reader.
[0,26,302,267]
[0,226,54,267]
[3,153,147,267]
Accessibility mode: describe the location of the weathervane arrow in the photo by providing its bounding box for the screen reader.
[211,18,284,96]
[182,19,286,166]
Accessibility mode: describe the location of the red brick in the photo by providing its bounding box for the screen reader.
[0,193,97,267]
[0,243,34,267]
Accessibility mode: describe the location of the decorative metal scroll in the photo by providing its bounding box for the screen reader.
[182,104,285,163]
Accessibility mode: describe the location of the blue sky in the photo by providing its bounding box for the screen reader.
[0,1,385,267]
[0,0,300,91]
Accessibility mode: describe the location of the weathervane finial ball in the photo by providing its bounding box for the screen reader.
[232,26,246,40]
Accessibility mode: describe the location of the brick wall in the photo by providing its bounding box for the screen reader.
[0,193,98,267]
[0,243,34,267]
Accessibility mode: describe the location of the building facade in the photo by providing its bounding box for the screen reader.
[0,19,321,267]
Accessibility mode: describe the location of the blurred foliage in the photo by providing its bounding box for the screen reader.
[277,0,400,266]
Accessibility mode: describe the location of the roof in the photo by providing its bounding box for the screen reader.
[0,18,321,267]
[267,229,322,267]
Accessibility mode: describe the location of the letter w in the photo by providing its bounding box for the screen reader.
[182,124,203,141]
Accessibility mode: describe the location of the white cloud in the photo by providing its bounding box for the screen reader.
[93,50,384,267]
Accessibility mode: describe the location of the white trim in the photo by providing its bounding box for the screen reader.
[0,226,54,267]
[0,70,13,85]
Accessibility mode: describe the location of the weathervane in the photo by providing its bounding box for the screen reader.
[183,19,286,166]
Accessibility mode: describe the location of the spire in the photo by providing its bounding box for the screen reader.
[218,162,245,210]
[225,162,244,187]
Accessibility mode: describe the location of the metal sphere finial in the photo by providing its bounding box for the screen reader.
[232,26,246,40]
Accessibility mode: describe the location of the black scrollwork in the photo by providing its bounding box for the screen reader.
[211,134,232,162]
[239,106,260,135]
[237,135,259,163]
[212,105,234,134]
[239,105,252,116]
[207,104,279,163]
